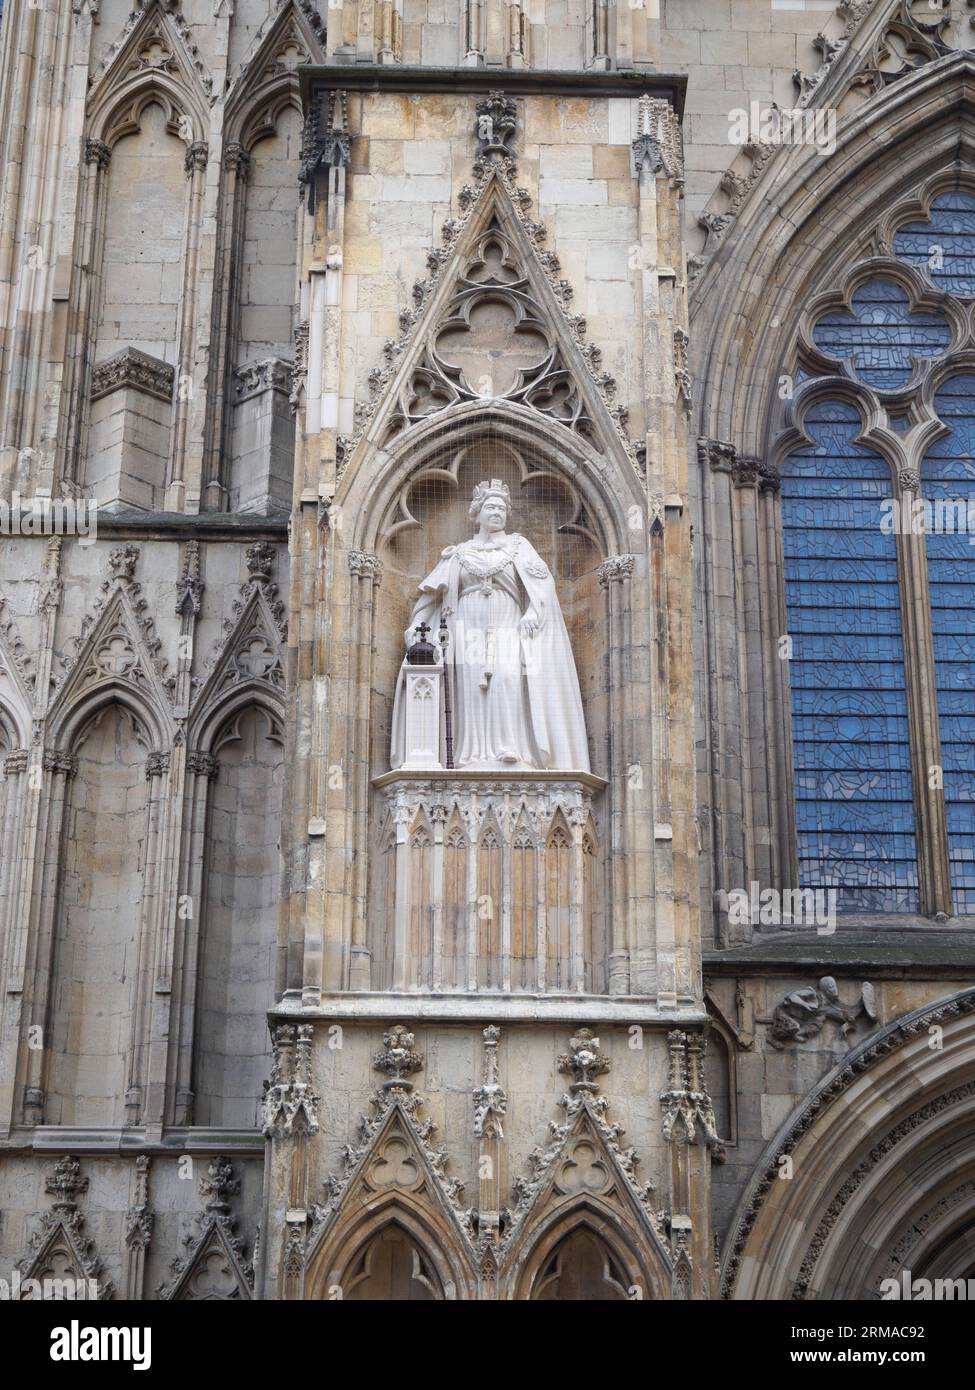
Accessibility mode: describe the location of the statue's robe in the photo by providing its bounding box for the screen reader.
[390,533,590,773]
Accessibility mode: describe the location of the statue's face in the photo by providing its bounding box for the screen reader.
[477,496,508,532]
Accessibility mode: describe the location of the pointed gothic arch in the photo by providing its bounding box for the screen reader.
[85,1,211,149]
[722,987,975,1300]
[500,1093,673,1301]
[694,60,975,941]
[304,1093,478,1300]
[695,52,975,454]
[511,1200,658,1301]
[307,1195,475,1301]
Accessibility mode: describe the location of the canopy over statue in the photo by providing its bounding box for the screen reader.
[391,479,590,772]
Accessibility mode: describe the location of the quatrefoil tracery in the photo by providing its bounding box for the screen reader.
[385,220,594,444]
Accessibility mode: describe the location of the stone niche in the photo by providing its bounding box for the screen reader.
[87,348,174,510]
[371,770,607,995]
[228,357,295,514]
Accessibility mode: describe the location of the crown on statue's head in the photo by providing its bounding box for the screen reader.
[469,479,511,518]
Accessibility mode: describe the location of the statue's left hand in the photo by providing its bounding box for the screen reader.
[519,613,539,639]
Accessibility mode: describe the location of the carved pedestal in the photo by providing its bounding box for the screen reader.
[372,770,607,995]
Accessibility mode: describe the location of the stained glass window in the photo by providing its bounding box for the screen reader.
[782,401,920,912]
[894,190,975,298]
[922,375,975,911]
[812,280,950,391]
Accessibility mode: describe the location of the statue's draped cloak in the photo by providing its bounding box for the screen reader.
[390,534,590,773]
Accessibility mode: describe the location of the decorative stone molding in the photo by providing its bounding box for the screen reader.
[698,436,737,474]
[290,321,309,413]
[145,750,170,779]
[0,595,36,690]
[186,750,219,779]
[597,554,636,588]
[232,357,293,403]
[348,152,637,472]
[721,988,975,1299]
[91,348,175,404]
[184,140,208,175]
[158,1156,254,1300]
[631,92,683,182]
[504,1069,668,1254]
[475,90,517,159]
[175,540,203,617]
[473,1025,507,1139]
[898,468,920,491]
[42,750,79,777]
[347,549,384,585]
[84,137,111,170]
[557,1026,610,1091]
[758,461,781,493]
[311,1079,473,1245]
[877,1177,975,1290]
[196,546,287,707]
[89,1,214,98]
[19,1156,114,1300]
[373,1024,424,1088]
[3,749,29,776]
[262,1023,320,1138]
[732,456,760,489]
[125,1155,154,1252]
[660,1030,721,1149]
[223,141,250,177]
[763,976,877,1049]
[793,1079,975,1299]
[53,544,171,707]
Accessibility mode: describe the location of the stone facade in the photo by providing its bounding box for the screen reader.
[0,0,974,1303]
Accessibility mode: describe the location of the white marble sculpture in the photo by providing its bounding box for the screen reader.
[391,479,590,772]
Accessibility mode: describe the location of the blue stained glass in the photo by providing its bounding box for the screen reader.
[894,190,975,298]
[922,374,975,911]
[812,280,951,390]
[782,400,920,912]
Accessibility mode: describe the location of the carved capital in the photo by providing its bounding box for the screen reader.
[233,357,293,402]
[184,141,209,176]
[758,461,781,493]
[84,138,111,171]
[733,456,760,489]
[899,468,920,492]
[186,750,219,780]
[698,437,737,473]
[91,349,174,404]
[145,751,170,780]
[3,749,29,776]
[348,549,384,586]
[597,554,636,588]
[42,749,78,778]
[223,142,250,178]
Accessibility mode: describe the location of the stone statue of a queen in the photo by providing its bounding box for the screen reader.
[391,479,590,772]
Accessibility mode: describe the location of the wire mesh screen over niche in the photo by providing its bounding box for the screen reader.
[377,422,602,583]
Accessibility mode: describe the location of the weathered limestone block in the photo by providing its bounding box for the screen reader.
[87,348,174,511]
[229,357,295,514]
